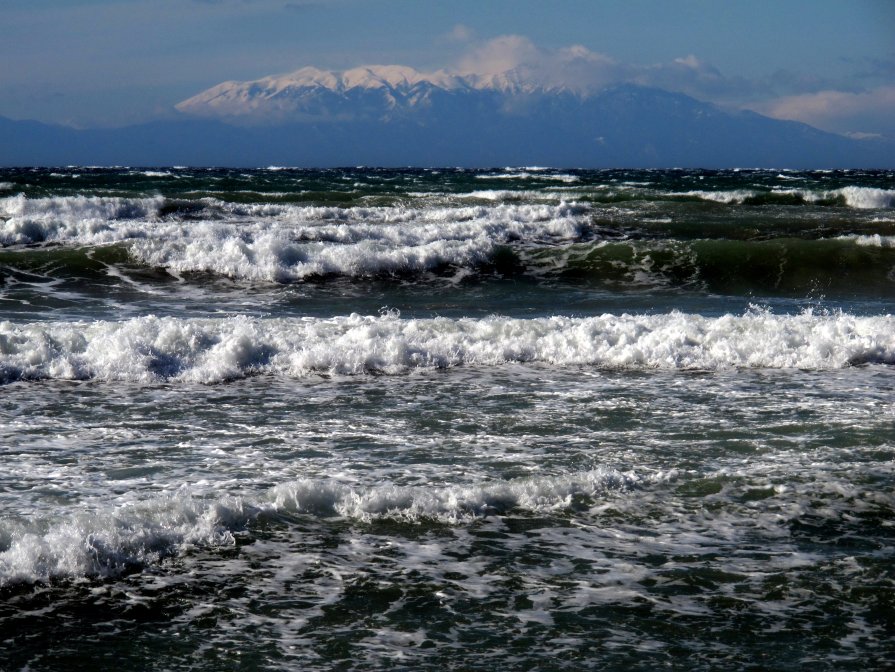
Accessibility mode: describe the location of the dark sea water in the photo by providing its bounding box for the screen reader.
[1,167,894,670]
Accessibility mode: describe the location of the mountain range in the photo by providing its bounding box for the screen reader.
[1,65,891,168]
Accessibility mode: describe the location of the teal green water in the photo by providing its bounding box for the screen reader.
[1,168,893,670]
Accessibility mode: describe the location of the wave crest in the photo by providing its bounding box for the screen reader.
[0,468,645,585]
[2,311,893,384]
[678,186,895,208]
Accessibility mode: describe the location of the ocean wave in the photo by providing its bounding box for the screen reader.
[0,194,165,245]
[4,190,895,284]
[676,189,760,204]
[130,235,497,281]
[0,491,242,585]
[269,468,647,522]
[833,186,895,209]
[465,189,573,201]
[126,201,589,281]
[843,234,895,248]
[0,194,592,280]
[1,311,893,385]
[4,458,891,586]
[128,170,175,178]
[0,468,649,585]
[677,186,895,208]
[4,229,895,290]
[476,172,580,183]
[0,194,589,240]
[522,237,895,292]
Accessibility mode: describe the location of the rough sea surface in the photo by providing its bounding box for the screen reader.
[1,167,894,670]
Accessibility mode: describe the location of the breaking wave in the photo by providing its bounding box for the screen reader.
[1,310,893,385]
[0,468,647,585]
[677,186,895,208]
[0,195,591,280]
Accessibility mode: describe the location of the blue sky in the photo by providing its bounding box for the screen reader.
[4,0,894,137]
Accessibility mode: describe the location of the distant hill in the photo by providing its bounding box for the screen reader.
[1,65,891,168]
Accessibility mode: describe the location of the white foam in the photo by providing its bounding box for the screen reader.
[0,194,590,280]
[132,234,495,282]
[132,170,174,178]
[0,182,13,191]
[833,186,895,209]
[0,491,248,585]
[842,234,895,248]
[1,310,892,384]
[465,189,569,201]
[0,194,164,245]
[141,201,588,280]
[676,190,758,204]
[677,186,895,208]
[270,468,644,522]
[0,468,642,584]
[477,172,580,183]
[4,452,889,587]
[771,186,895,208]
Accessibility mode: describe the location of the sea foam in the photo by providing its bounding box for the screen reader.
[0,468,644,585]
[844,234,895,248]
[0,194,165,245]
[1,194,591,280]
[834,186,895,209]
[0,491,249,585]
[1,310,892,384]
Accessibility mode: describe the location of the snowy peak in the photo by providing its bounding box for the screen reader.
[252,65,459,93]
[268,66,341,90]
[340,65,461,91]
[175,64,559,120]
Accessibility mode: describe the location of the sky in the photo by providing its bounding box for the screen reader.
[3,0,894,138]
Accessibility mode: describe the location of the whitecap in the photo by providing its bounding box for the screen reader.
[1,310,892,385]
[0,468,649,585]
[834,186,895,209]
[674,189,758,204]
[846,234,895,248]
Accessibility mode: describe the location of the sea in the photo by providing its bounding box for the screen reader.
[1,167,893,670]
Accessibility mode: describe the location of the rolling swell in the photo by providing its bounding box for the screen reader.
[0,244,132,279]
[524,237,895,294]
[3,233,895,298]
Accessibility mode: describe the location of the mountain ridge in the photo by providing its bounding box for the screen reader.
[1,81,891,168]
[175,64,572,124]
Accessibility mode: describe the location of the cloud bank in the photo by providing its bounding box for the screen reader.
[442,33,895,138]
[754,85,895,139]
[451,34,730,98]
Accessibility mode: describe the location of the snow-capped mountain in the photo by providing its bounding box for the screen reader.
[175,65,564,122]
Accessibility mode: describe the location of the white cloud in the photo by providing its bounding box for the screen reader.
[453,36,627,93]
[451,36,741,97]
[755,85,895,137]
[455,35,544,77]
[446,35,895,136]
